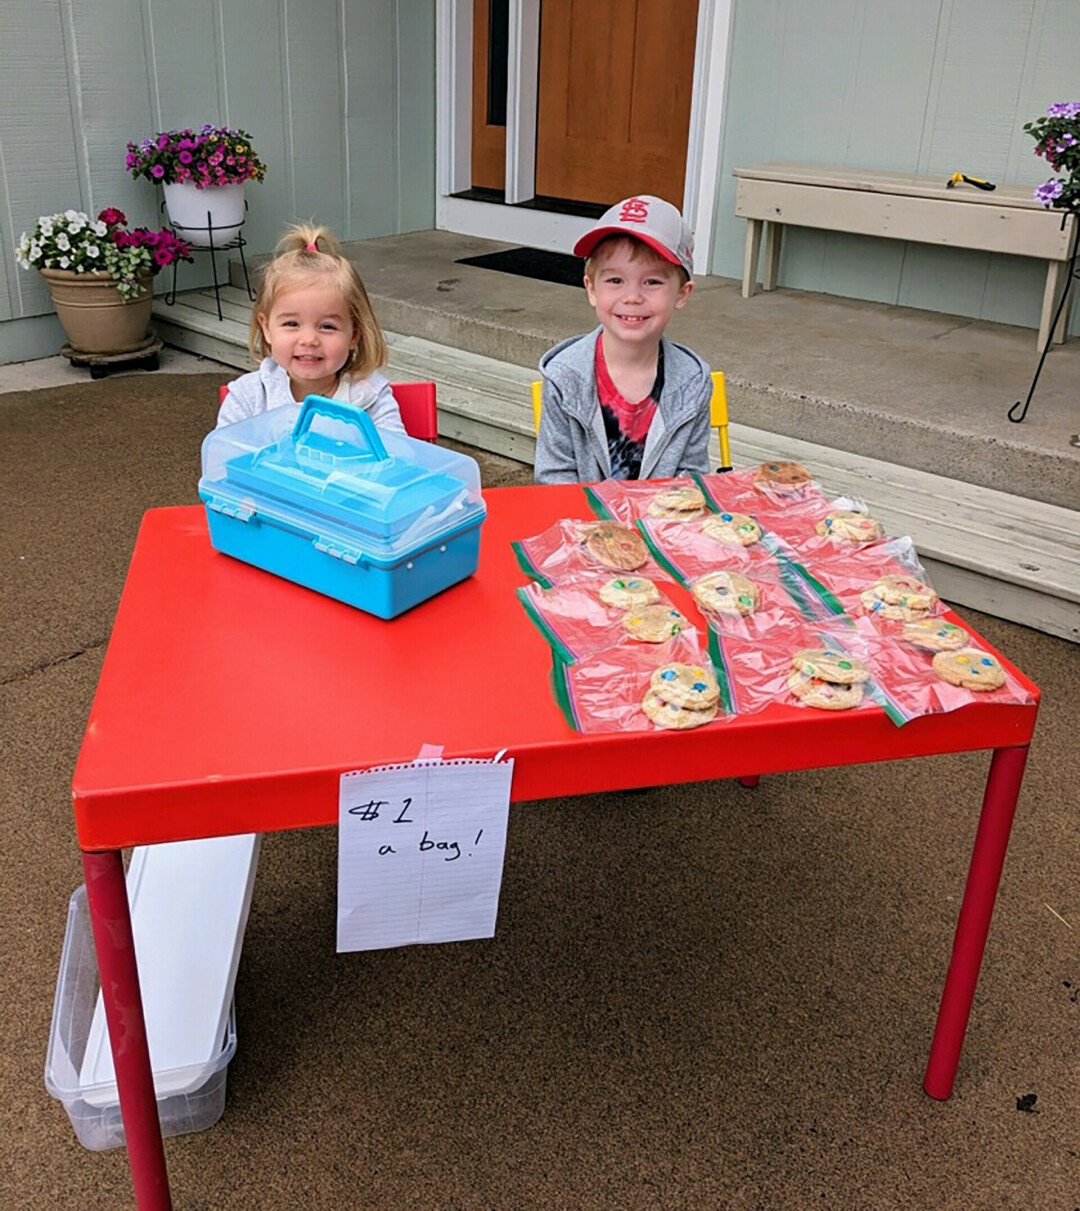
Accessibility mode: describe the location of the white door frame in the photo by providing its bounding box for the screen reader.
[435,0,735,270]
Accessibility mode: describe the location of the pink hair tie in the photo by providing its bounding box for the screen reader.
[305,242,318,251]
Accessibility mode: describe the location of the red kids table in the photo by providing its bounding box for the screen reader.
[72,485,1038,1209]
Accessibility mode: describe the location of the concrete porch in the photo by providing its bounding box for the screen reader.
[152,230,1080,642]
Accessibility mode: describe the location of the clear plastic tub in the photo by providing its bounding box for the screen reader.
[44,885,237,1151]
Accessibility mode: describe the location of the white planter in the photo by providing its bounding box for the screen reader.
[163,182,245,247]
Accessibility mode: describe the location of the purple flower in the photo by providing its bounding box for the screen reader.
[151,164,165,179]
[125,153,136,168]
[154,248,172,266]
[179,150,193,164]
[1034,179,1064,206]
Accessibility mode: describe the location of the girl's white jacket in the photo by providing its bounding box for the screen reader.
[216,357,405,433]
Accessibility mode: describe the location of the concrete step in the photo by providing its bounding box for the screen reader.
[154,287,1080,643]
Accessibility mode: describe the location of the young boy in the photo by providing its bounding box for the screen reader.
[534,195,712,485]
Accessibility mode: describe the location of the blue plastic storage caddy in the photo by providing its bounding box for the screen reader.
[199,395,485,618]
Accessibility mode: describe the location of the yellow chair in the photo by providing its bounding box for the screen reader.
[531,370,732,472]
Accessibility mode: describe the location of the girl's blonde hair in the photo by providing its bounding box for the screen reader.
[250,222,387,379]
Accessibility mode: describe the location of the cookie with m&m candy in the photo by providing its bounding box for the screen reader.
[752,460,813,494]
[647,485,706,519]
[932,648,1006,691]
[902,619,969,652]
[791,648,869,685]
[582,522,648,571]
[691,570,760,616]
[701,510,762,546]
[786,669,864,711]
[641,690,718,730]
[858,574,936,621]
[598,576,661,610]
[649,662,720,711]
[815,509,884,544]
[621,604,690,643]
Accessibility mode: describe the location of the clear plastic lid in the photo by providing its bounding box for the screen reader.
[199,396,485,560]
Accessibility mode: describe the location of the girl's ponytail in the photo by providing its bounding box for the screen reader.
[276,222,342,260]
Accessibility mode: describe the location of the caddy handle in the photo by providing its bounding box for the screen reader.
[291,394,389,463]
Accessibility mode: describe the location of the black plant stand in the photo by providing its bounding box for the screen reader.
[162,202,255,321]
[1009,218,1079,424]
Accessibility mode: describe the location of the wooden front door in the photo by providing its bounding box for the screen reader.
[472,0,507,190]
[535,0,699,206]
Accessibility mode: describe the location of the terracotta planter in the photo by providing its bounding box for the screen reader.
[39,269,153,355]
[162,182,245,247]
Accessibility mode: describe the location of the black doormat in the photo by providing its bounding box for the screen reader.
[456,247,584,288]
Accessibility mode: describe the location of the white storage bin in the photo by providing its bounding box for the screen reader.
[45,885,237,1151]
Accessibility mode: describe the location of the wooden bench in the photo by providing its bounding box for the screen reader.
[734,163,1078,350]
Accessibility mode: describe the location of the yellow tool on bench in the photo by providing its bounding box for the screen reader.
[946,172,996,191]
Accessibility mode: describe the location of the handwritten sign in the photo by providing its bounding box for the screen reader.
[337,756,513,952]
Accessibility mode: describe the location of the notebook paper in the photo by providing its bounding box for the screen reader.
[337,756,513,952]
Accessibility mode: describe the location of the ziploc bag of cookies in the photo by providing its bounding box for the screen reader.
[712,626,905,721]
[637,515,776,583]
[699,461,825,511]
[757,495,888,558]
[585,477,710,524]
[554,631,729,733]
[690,564,812,641]
[795,537,945,629]
[516,574,691,662]
[881,620,1040,717]
[512,519,669,586]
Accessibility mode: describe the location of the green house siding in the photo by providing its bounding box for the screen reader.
[711,0,1079,336]
[0,0,435,353]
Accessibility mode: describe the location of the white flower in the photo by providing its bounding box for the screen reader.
[86,244,99,257]
[58,256,70,268]
[93,220,107,236]
[17,255,30,270]
[64,209,80,222]
[17,233,29,253]
[39,219,54,237]
[69,219,85,234]
[29,241,41,259]
[56,232,71,251]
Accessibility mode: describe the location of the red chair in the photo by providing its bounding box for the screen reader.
[218,380,439,443]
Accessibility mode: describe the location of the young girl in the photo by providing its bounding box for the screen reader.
[216,223,405,432]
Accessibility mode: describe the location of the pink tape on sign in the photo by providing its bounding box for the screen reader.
[416,744,444,761]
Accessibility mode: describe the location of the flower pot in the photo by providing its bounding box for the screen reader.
[163,182,245,247]
[39,269,153,355]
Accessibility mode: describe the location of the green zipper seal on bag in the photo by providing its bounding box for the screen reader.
[549,652,580,731]
[516,587,576,667]
[511,540,553,588]
[583,485,615,520]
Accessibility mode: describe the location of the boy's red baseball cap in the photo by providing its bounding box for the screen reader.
[574,195,695,279]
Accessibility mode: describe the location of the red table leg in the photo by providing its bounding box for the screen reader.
[82,849,173,1210]
[923,745,1030,1100]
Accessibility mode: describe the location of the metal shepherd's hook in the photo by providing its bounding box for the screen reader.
[1009,213,1078,423]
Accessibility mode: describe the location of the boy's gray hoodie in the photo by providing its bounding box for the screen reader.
[534,327,712,484]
